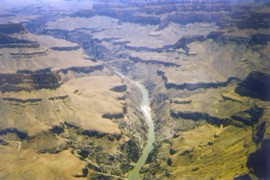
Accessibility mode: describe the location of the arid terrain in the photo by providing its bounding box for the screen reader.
[0,0,269,179]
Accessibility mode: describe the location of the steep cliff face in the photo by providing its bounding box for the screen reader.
[247,138,270,179]
[0,34,40,48]
[0,24,25,34]
[235,71,270,101]
[0,70,60,92]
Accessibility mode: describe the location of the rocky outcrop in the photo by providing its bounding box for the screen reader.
[208,33,270,47]
[157,70,240,91]
[0,69,61,92]
[80,129,122,140]
[10,49,48,58]
[0,33,40,48]
[160,12,225,29]
[233,12,270,30]
[253,121,266,144]
[0,73,31,92]
[124,37,199,56]
[102,113,124,119]
[206,31,225,40]
[71,7,160,25]
[170,110,233,127]
[0,128,28,140]
[63,121,80,130]
[50,46,80,51]
[125,45,165,52]
[57,65,104,75]
[0,23,40,48]
[172,35,206,53]
[2,97,42,103]
[171,99,191,104]
[209,33,250,45]
[231,105,264,126]
[80,130,108,139]
[125,15,160,25]
[171,104,264,128]
[235,71,270,101]
[49,125,64,135]
[110,84,127,93]
[112,40,130,46]
[31,70,61,90]
[0,23,25,34]
[129,56,180,67]
[48,95,68,100]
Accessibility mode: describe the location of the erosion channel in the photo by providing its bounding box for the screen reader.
[114,70,155,180]
[127,81,155,180]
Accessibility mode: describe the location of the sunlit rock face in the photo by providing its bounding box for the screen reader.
[0,0,270,179]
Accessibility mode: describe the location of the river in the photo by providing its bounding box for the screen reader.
[127,81,155,180]
[109,69,155,180]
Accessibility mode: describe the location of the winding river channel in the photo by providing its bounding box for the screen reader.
[111,69,155,180]
[127,82,155,180]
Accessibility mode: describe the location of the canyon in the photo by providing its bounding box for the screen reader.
[0,0,269,179]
